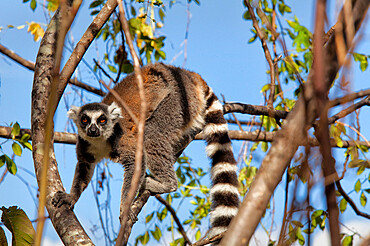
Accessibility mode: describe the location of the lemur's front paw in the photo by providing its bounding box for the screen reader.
[52,191,76,209]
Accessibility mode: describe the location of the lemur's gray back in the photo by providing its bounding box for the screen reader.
[54,63,239,240]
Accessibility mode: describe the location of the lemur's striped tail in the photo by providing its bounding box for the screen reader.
[203,91,240,238]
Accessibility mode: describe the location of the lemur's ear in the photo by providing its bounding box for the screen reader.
[67,106,81,122]
[108,102,122,121]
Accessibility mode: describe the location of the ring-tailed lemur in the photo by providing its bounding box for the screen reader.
[52,63,239,238]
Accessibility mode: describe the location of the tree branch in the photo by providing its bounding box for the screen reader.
[0,43,105,97]
[55,0,118,107]
[2,126,368,149]
[244,0,276,108]
[328,96,370,124]
[155,195,192,245]
[335,180,370,220]
[115,0,147,245]
[223,102,289,120]
[31,0,94,245]
[0,43,35,70]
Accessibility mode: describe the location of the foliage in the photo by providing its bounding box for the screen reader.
[0,122,32,175]
[0,0,369,245]
[0,206,35,246]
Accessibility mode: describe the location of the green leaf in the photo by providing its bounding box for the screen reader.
[0,155,5,168]
[157,207,167,221]
[348,159,370,168]
[342,235,353,246]
[20,133,30,142]
[0,226,7,246]
[243,10,251,20]
[296,227,305,245]
[90,10,100,15]
[158,8,165,22]
[4,155,17,175]
[89,0,103,8]
[141,231,149,245]
[260,84,270,93]
[353,53,369,71]
[30,0,36,11]
[354,179,361,193]
[261,141,268,152]
[12,142,22,156]
[360,192,367,207]
[23,142,32,151]
[0,206,35,245]
[145,212,154,223]
[339,198,347,213]
[195,229,201,241]
[11,122,20,138]
[107,65,117,73]
[150,226,162,241]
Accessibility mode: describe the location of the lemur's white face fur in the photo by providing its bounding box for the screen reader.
[68,102,122,141]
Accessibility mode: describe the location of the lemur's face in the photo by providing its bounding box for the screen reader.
[68,102,122,140]
[79,110,108,138]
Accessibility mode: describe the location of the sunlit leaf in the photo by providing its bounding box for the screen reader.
[342,235,353,246]
[27,22,45,42]
[12,142,22,156]
[150,226,162,241]
[339,198,347,213]
[354,179,361,193]
[11,122,20,138]
[360,192,367,207]
[5,155,17,175]
[0,206,35,245]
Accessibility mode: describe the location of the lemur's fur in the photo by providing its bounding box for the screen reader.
[52,63,239,237]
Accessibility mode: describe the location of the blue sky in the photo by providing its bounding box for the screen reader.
[0,0,370,245]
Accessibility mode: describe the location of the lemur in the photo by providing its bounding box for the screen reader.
[52,63,240,238]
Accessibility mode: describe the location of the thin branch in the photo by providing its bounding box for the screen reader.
[244,0,275,108]
[335,180,370,219]
[115,0,147,245]
[312,0,340,244]
[155,194,192,245]
[2,126,369,148]
[0,43,105,96]
[328,88,370,107]
[0,168,8,185]
[0,43,35,70]
[56,0,118,109]
[34,0,83,244]
[328,96,370,124]
[223,102,289,120]
[191,232,224,246]
[94,59,115,82]
[119,190,151,246]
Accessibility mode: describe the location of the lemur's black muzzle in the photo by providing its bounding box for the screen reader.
[87,124,100,137]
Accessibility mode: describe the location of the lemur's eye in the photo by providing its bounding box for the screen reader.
[81,116,89,125]
[98,115,107,125]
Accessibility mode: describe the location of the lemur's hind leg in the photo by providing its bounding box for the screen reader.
[145,148,178,194]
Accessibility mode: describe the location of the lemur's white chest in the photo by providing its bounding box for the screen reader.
[87,138,112,163]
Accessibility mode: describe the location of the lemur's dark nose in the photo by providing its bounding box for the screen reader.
[87,124,100,137]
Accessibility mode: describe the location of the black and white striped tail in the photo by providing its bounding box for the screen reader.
[203,91,239,238]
